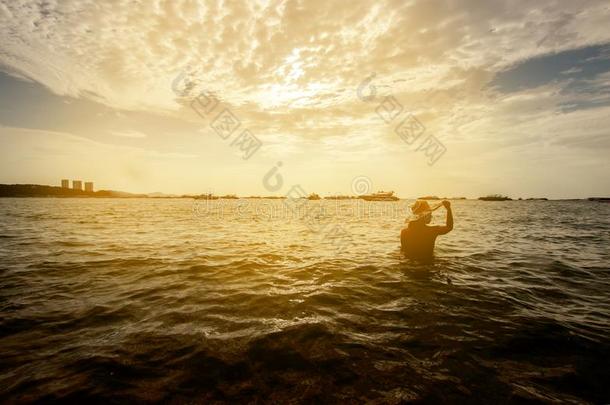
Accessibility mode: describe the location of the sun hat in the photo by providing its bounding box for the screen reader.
[407,200,442,222]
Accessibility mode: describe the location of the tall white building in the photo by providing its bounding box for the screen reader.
[85,182,94,192]
[72,180,82,191]
[61,179,69,188]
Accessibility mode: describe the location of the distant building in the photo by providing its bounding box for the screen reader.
[61,179,70,188]
[72,180,82,191]
[85,182,94,192]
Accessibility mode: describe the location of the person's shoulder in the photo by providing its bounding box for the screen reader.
[427,225,445,233]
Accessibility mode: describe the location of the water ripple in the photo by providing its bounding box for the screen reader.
[0,198,609,402]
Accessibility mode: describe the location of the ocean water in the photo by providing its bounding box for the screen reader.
[0,198,609,403]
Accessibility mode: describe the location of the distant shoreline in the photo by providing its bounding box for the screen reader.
[0,184,147,198]
[0,184,605,201]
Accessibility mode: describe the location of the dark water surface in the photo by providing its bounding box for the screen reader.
[1,198,609,403]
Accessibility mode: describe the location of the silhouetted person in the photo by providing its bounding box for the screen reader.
[401,200,453,261]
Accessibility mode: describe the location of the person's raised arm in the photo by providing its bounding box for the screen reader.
[435,200,453,235]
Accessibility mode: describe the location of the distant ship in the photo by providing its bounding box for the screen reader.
[360,191,399,201]
[307,193,321,200]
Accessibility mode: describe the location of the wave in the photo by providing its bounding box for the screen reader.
[1,199,609,402]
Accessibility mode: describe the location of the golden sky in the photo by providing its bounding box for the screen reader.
[0,0,609,198]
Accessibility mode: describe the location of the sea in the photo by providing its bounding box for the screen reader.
[1,198,609,403]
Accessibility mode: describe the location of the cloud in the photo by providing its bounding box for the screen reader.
[109,129,148,138]
[0,125,197,159]
[1,0,609,197]
[0,0,608,113]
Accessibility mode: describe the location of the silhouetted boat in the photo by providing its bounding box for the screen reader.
[307,193,321,200]
[360,191,399,201]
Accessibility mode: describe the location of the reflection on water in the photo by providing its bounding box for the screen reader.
[1,199,609,402]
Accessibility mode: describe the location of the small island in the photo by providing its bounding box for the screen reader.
[194,193,219,200]
[478,194,513,201]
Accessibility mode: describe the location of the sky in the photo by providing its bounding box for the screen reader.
[0,0,609,198]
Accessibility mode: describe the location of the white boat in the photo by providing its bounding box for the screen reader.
[360,191,399,201]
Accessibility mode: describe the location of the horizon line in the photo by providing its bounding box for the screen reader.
[0,183,607,201]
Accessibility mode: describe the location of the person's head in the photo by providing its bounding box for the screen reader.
[410,200,433,224]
